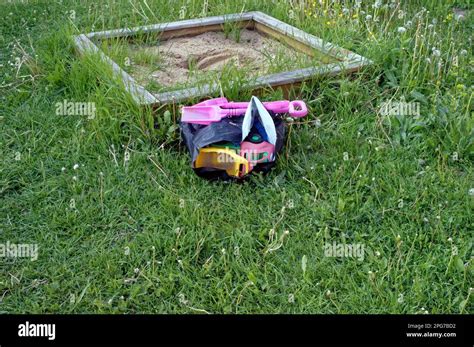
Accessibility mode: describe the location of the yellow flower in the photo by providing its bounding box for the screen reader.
[352,13,358,19]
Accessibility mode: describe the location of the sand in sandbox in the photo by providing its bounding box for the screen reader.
[130,29,313,90]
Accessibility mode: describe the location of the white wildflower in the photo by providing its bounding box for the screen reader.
[373,0,382,9]
[73,163,79,170]
[397,27,407,34]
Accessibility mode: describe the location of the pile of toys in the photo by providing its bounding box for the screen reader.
[180,96,307,180]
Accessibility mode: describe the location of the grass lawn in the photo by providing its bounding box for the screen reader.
[1,0,472,314]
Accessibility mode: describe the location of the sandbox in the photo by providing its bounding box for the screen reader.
[74,11,372,105]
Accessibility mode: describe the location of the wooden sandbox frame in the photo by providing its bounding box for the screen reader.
[73,11,372,106]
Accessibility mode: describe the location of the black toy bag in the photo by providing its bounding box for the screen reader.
[180,96,287,180]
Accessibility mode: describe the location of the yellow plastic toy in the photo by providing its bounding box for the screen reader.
[195,147,250,178]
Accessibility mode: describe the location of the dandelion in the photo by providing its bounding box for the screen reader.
[373,0,382,9]
[397,293,404,304]
[72,176,78,181]
[460,49,468,56]
[124,246,130,256]
[432,49,441,57]
[397,27,407,34]
[61,167,66,172]
[288,294,295,303]
[134,268,139,274]
[73,163,79,170]
[468,188,474,196]
[447,237,453,242]
[107,298,113,305]
[325,289,332,297]
[366,15,372,21]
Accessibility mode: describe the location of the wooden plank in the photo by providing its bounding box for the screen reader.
[73,34,158,105]
[153,60,369,104]
[251,11,372,65]
[158,20,253,40]
[253,22,338,64]
[86,13,254,40]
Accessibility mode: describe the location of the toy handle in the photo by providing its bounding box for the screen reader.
[223,100,289,111]
[288,100,308,118]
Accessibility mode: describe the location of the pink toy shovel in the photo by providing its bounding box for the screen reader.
[181,100,307,125]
